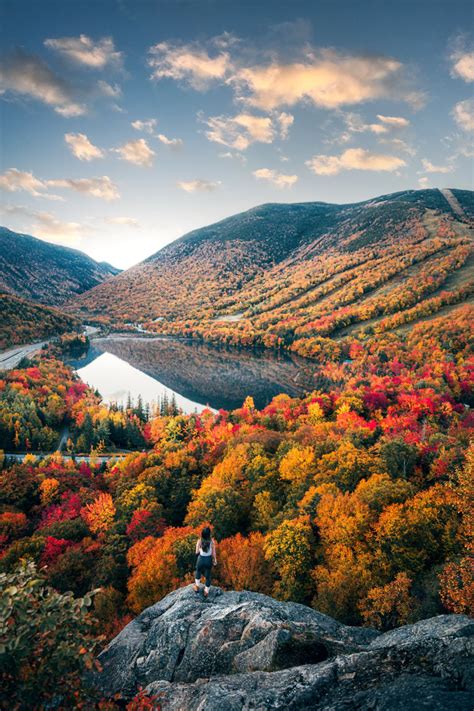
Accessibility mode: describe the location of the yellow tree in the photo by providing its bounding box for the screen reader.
[81,492,116,535]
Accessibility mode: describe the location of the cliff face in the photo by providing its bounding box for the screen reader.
[95,586,474,710]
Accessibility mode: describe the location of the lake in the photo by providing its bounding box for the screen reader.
[68,336,317,414]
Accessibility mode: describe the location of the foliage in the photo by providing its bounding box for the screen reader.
[0,561,102,708]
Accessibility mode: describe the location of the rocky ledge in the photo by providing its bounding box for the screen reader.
[94,586,474,710]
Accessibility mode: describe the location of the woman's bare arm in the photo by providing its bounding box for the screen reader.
[212,540,217,564]
[195,538,201,555]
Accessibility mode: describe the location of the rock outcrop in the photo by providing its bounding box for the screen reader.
[94,586,474,710]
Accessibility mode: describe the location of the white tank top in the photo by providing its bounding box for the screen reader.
[199,539,212,556]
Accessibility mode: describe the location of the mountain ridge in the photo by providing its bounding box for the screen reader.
[0,226,120,307]
[71,188,473,357]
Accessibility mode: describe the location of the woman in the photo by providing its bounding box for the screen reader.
[194,526,217,597]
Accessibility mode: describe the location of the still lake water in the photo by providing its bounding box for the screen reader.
[68,336,317,414]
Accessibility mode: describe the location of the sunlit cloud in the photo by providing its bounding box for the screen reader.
[343,112,410,136]
[176,179,221,192]
[418,176,430,188]
[449,36,474,82]
[157,134,183,149]
[48,176,120,200]
[0,49,86,116]
[44,34,123,69]
[306,147,406,175]
[148,40,231,89]
[147,36,421,112]
[421,158,454,174]
[64,132,104,161]
[0,168,50,197]
[252,168,298,188]
[452,98,474,131]
[232,51,422,111]
[132,118,158,134]
[276,112,294,139]
[1,203,84,246]
[203,112,277,150]
[113,138,155,167]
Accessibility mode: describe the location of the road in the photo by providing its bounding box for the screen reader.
[3,451,135,464]
[0,341,49,370]
[0,325,100,371]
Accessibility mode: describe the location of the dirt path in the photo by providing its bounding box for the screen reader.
[440,188,466,219]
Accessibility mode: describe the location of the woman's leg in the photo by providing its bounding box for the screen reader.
[194,558,202,590]
[204,561,212,592]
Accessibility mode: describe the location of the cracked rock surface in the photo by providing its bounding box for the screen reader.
[94,586,474,710]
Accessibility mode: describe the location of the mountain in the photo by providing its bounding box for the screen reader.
[93,586,474,710]
[0,227,120,307]
[72,188,473,356]
[0,292,80,350]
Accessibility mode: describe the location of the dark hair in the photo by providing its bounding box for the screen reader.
[200,526,211,552]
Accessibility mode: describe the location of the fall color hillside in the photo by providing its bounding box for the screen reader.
[0,292,81,350]
[0,227,120,307]
[72,189,473,356]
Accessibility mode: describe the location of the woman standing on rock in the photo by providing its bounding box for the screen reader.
[194,526,217,598]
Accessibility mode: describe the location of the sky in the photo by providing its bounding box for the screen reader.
[0,0,473,269]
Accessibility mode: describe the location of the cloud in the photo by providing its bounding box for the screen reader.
[113,138,155,167]
[449,37,474,82]
[157,133,183,149]
[176,179,221,192]
[421,158,453,174]
[343,112,410,136]
[148,40,231,89]
[306,147,406,175]
[44,34,123,69]
[0,49,86,116]
[452,99,474,131]
[97,80,122,98]
[277,112,294,139]
[218,151,247,164]
[106,216,140,227]
[132,118,158,134]
[252,168,298,188]
[418,177,430,188]
[1,204,84,246]
[232,50,422,110]
[203,112,277,150]
[0,168,50,197]
[64,132,104,161]
[48,176,120,200]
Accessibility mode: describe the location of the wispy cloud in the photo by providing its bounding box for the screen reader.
[203,112,277,150]
[306,147,406,175]
[176,179,221,192]
[113,138,155,167]
[1,204,84,246]
[452,98,474,131]
[132,119,183,149]
[0,49,86,116]
[0,168,54,198]
[47,176,120,200]
[148,39,231,89]
[421,158,453,174]
[65,132,104,161]
[252,168,298,188]
[44,34,123,70]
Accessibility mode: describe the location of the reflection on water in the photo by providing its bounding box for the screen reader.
[76,351,208,413]
[70,336,316,413]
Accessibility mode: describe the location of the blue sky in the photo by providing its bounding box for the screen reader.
[1,0,473,268]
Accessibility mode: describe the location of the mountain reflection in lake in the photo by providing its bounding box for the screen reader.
[69,337,317,414]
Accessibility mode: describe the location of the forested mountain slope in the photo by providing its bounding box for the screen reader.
[0,227,120,306]
[0,292,80,349]
[72,189,473,356]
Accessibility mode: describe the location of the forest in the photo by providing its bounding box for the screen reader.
[1,302,472,705]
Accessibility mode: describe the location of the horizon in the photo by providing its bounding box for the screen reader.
[1,0,473,268]
[2,183,467,270]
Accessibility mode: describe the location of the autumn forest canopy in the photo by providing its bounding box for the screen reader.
[0,188,473,707]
